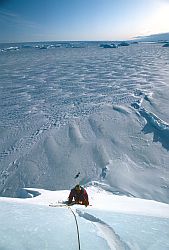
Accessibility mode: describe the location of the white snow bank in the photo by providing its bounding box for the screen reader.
[1,184,169,218]
[0,185,169,250]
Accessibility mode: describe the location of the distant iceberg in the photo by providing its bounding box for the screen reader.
[22,44,33,49]
[7,46,19,51]
[35,44,49,49]
[1,46,20,52]
[118,41,130,46]
[131,41,139,44]
[99,43,117,48]
[162,43,169,47]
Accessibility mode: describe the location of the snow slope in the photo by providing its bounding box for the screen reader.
[0,184,169,250]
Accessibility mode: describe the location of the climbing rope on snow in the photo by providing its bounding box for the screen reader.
[49,202,81,249]
[68,206,81,250]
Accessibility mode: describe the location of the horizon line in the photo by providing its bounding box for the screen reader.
[1,32,169,44]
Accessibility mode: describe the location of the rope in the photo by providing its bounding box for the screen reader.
[68,206,81,250]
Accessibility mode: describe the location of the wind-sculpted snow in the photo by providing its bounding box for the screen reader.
[139,108,169,150]
[131,91,169,151]
[0,42,169,202]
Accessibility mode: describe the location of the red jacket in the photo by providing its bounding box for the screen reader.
[68,187,89,205]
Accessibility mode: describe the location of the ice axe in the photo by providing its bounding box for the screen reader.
[74,172,80,179]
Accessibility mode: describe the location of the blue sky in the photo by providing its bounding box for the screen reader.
[0,0,169,42]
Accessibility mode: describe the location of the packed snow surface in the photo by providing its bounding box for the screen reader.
[0,184,169,250]
[1,40,169,249]
[0,41,169,205]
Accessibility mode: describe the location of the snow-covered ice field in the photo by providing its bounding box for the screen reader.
[0,41,169,249]
[0,42,169,200]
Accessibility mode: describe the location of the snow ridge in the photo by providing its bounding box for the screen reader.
[132,96,169,151]
[76,209,131,250]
